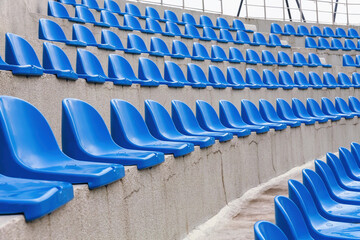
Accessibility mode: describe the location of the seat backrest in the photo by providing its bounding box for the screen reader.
[145,6,161,20]
[308,53,322,65]
[305,37,317,48]
[311,25,322,36]
[226,66,246,85]
[352,73,360,86]
[321,97,339,115]
[349,96,360,112]
[171,100,203,132]
[232,19,246,31]
[336,27,347,37]
[39,18,67,42]
[75,5,96,23]
[138,57,165,83]
[331,38,343,49]
[100,10,120,27]
[108,54,138,81]
[48,1,70,18]
[196,100,226,129]
[318,37,330,48]
[323,72,338,86]
[262,69,279,86]
[262,50,276,64]
[165,22,182,36]
[335,97,352,114]
[276,98,298,119]
[253,32,267,45]
[211,45,227,60]
[146,18,162,33]
[351,142,360,167]
[294,71,309,86]
[338,72,352,86]
[5,33,42,68]
[164,10,179,23]
[346,39,358,50]
[236,31,251,43]
[278,70,294,86]
[284,24,296,35]
[270,23,283,34]
[348,28,360,38]
[72,24,97,45]
[164,61,188,84]
[208,65,227,85]
[101,30,124,50]
[292,98,312,118]
[172,40,191,57]
[203,27,218,40]
[293,52,308,65]
[314,160,344,195]
[43,42,75,73]
[104,0,121,14]
[187,63,210,84]
[125,3,142,17]
[297,25,310,35]
[123,14,142,29]
[182,13,197,25]
[241,99,267,124]
[308,72,323,86]
[219,29,234,41]
[306,98,326,117]
[259,99,282,122]
[82,0,100,10]
[277,51,292,64]
[339,146,360,175]
[323,26,335,37]
[254,221,288,240]
[199,15,214,27]
[219,100,246,126]
[246,49,261,63]
[127,34,148,52]
[229,47,245,62]
[184,24,201,38]
[246,68,263,85]
[216,17,230,29]
[193,42,210,59]
[326,152,353,184]
[76,49,107,77]
[150,37,170,55]
[269,34,282,46]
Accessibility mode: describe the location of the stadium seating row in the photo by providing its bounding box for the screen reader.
[343,54,360,68]
[271,22,360,39]
[2,95,360,222]
[306,37,360,51]
[53,0,253,33]
[254,144,360,239]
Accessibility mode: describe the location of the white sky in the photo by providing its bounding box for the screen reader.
[143,0,360,25]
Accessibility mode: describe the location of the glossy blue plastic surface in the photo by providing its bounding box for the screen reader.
[124,14,153,33]
[43,42,78,80]
[298,25,315,36]
[323,72,341,89]
[277,51,293,66]
[219,100,269,133]
[263,69,286,89]
[100,10,130,30]
[321,97,354,119]
[274,196,314,240]
[344,39,359,50]
[149,37,172,57]
[59,0,79,6]
[187,63,213,88]
[269,34,291,48]
[261,50,277,66]
[308,72,324,89]
[184,24,209,40]
[0,176,73,221]
[318,37,336,50]
[146,18,172,36]
[145,7,166,22]
[219,29,240,44]
[125,3,146,19]
[338,73,355,88]
[284,24,301,36]
[47,1,84,23]
[259,99,300,127]
[171,100,233,142]
[145,100,214,148]
[294,52,316,67]
[192,42,211,61]
[307,98,340,121]
[211,45,230,63]
[349,28,360,39]
[253,32,275,47]
[246,49,262,65]
[241,100,287,130]
[75,6,108,26]
[104,0,124,15]
[352,73,360,87]
[227,67,255,88]
[0,96,124,189]
[336,27,349,38]
[165,22,185,38]
[343,54,359,67]
[164,61,201,87]
[62,98,164,170]
[277,98,315,125]
[182,13,201,27]
[200,15,219,29]
[305,37,318,49]
[171,40,193,59]
[203,27,222,42]
[82,0,103,11]
[340,147,360,182]
[349,96,360,113]
[278,70,299,89]
[217,17,236,31]
[292,98,328,123]
[228,47,246,63]
[254,221,288,240]
[309,53,332,68]
[323,27,336,38]
[108,54,157,86]
[332,39,347,51]
[72,24,114,50]
[245,68,265,88]
[5,33,43,76]
[111,99,194,157]
[311,25,324,37]
[139,57,183,87]
[294,71,311,88]
[126,34,149,54]
[236,31,257,46]
[209,65,242,89]
[270,23,287,35]
[101,29,124,51]
[352,142,360,168]
[196,100,251,137]
[164,10,184,25]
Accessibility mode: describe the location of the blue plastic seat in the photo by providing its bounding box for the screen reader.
[5,33,44,76]
[269,34,290,48]
[72,24,115,50]
[322,97,354,119]
[62,98,164,170]
[75,6,109,27]
[343,54,358,67]
[43,42,78,80]
[253,32,275,47]
[245,68,265,88]
[254,221,288,240]
[165,22,188,38]
[294,71,311,89]
[294,52,316,67]
[187,63,216,88]
[284,24,301,36]
[306,98,340,121]
[216,17,234,31]
[274,196,315,240]
[338,72,355,88]
[81,0,103,11]
[323,72,341,88]
[59,0,79,6]
[336,27,350,38]
[100,10,131,30]
[193,42,214,61]
[124,14,154,34]
[332,38,348,51]
[108,54,157,86]
[209,65,242,89]
[349,28,360,39]
[104,0,124,15]
[308,72,324,89]
[319,37,337,50]
[171,100,233,142]
[76,49,131,85]
[323,26,337,38]
[344,39,360,51]
[305,37,319,49]
[219,100,269,134]
[38,18,86,47]
[236,31,259,46]
[125,3,146,19]
[262,50,278,66]
[111,99,194,157]
[335,97,360,117]
[0,176,73,221]
[228,47,246,63]
[47,1,84,23]
[292,98,328,123]
[149,37,175,57]
[352,73,360,87]
[270,23,287,35]
[349,96,360,113]
[308,53,332,68]
[227,66,255,88]
[351,143,360,168]
[145,100,214,148]
[164,61,203,88]
[164,10,184,25]
[145,6,166,22]
[241,100,287,131]
[146,18,173,36]
[233,19,253,32]
[246,49,263,65]
[259,99,300,127]
[263,69,286,89]
[297,25,315,37]
[339,147,360,187]
[182,13,201,27]
[219,29,242,44]
[277,51,293,66]
[200,15,219,29]
[311,25,324,37]
[184,24,210,41]
[100,29,125,51]
[211,45,234,63]
[138,58,183,87]
[196,100,251,137]
[172,40,201,60]
[0,96,124,189]
[126,33,149,54]
[277,98,315,125]
[203,27,224,42]
[278,70,299,89]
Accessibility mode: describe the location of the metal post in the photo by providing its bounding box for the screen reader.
[263,0,266,20]
[182,0,184,9]
[315,0,319,23]
[202,0,205,12]
[331,0,334,24]
[237,0,244,17]
[333,0,339,23]
[283,0,285,21]
[295,0,306,22]
[220,0,223,15]
[285,0,292,21]
[346,0,349,25]
[245,0,248,18]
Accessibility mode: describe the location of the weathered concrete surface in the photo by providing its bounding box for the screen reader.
[184,160,315,240]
